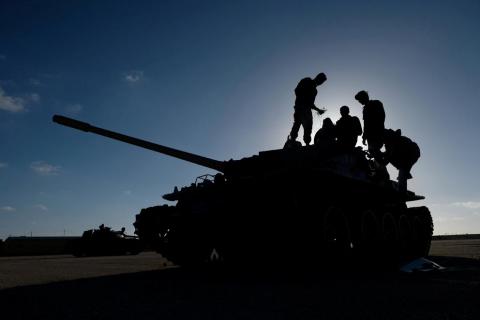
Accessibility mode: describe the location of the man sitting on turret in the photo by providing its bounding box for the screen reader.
[288,73,327,145]
[314,118,336,147]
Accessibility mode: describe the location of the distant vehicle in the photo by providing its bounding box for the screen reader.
[72,225,142,257]
[55,115,433,267]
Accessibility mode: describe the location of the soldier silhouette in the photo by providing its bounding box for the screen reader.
[355,90,385,159]
[382,129,420,193]
[288,73,327,145]
[335,106,362,151]
[314,117,336,147]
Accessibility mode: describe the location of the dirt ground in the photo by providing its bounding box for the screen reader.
[0,252,172,289]
[0,240,479,319]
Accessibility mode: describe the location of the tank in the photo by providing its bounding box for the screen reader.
[72,225,142,257]
[53,115,433,266]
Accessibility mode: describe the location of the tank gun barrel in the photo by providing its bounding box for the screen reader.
[52,115,226,172]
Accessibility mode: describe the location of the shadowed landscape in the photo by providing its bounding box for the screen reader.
[0,239,479,320]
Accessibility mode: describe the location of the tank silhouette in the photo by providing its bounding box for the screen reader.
[53,115,433,266]
[72,225,142,257]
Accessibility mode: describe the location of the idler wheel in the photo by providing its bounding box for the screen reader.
[409,207,433,257]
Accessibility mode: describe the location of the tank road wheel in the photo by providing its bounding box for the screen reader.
[398,214,413,259]
[323,207,352,259]
[409,206,434,257]
[360,210,381,258]
[381,212,399,264]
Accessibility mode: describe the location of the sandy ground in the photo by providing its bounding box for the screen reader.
[0,240,479,319]
[430,239,480,260]
[0,252,172,289]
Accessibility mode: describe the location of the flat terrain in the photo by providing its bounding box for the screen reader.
[0,252,172,289]
[430,239,480,259]
[0,240,479,319]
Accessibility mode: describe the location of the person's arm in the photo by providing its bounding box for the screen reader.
[354,117,363,136]
[362,124,368,145]
[311,105,326,115]
[384,148,392,165]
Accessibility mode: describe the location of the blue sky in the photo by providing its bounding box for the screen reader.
[1,0,479,238]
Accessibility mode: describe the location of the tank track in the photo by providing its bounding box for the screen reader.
[321,204,433,265]
[135,204,433,267]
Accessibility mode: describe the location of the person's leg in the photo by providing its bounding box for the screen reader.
[368,138,383,161]
[303,111,313,145]
[398,168,409,193]
[290,110,301,141]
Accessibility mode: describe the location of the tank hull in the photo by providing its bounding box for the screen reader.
[135,159,433,267]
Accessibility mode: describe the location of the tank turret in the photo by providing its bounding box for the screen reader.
[54,115,433,267]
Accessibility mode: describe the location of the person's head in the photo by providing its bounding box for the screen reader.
[314,72,327,86]
[323,117,334,129]
[340,105,350,117]
[355,90,369,105]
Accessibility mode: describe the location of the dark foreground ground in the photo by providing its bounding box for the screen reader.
[0,240,479,320]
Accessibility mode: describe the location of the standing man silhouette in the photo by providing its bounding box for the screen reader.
[354,90,385,159]
[289,73,327,145]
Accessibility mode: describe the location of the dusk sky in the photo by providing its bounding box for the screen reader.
[1,0,480,238]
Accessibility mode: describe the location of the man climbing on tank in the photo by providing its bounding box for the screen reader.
[354,90,385,160]
[288,72,327,146]
[335,106,362,151]
[381,129,420,194]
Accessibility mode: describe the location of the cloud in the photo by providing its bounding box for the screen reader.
[452,201,480,209]
[29,93,40,102]
[123,70,144,83]
[0,162,7,169]
[34,204,48,212]
[0,86,40,113]
[0,86,26,112]
[65,103,83,115]
[435,215,467,223]
[123,190,132,196]
[30,161,61,176]
[28,78,42,86]
[1,206,15,212]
